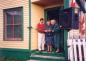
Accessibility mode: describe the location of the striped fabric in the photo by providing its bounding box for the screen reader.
[79,11,85,35]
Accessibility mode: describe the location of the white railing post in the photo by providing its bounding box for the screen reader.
[68,39,74,61]
[82,38,86,61]
[78,39,82,61]
[73,39,78,61]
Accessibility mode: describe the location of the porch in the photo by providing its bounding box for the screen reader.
[30,0,67,61]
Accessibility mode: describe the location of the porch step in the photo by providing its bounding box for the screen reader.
[31,54,64,59]
[27,54,65,61]
[27,53,65,61]
[31,51,64,57]
[28,59,65,61]
[27,50,65,61]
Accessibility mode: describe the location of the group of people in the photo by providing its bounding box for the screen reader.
[37,18,62,53]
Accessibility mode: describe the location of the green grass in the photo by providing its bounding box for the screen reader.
[5,58,24,61]
[0,57,25,61]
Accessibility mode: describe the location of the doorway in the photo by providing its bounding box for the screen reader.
[45,7,64,52]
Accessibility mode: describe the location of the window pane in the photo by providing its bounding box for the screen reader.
[14,15,22,24]
[14,25,22,38]
[7,13,13,24]
[6,25,13,38]
[6,25,13,34]
[7,33,13,38]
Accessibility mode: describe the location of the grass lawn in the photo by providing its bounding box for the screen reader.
[0,57,25,61]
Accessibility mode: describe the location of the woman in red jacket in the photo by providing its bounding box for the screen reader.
[37,18,45,51]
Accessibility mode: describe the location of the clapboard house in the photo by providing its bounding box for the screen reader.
[0,0,85,61]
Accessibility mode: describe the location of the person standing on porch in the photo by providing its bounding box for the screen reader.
[45,20,54,52]
[51,19,61,52]
[37,18,45,51]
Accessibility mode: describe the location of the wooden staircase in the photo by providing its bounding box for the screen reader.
[27,51,65,61]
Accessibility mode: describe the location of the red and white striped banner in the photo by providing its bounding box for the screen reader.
[79,11,85,36]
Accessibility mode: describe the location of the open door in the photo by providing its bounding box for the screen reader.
[45,6,64,53]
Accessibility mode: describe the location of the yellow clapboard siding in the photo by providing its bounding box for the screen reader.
[0,0,29,49]
[31,4,44,50]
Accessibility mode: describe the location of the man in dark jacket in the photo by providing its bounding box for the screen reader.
[51,19,61,52]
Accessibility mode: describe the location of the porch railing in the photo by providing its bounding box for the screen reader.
[68,38,86,61]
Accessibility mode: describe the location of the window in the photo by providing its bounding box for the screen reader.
[3,7,23,41]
